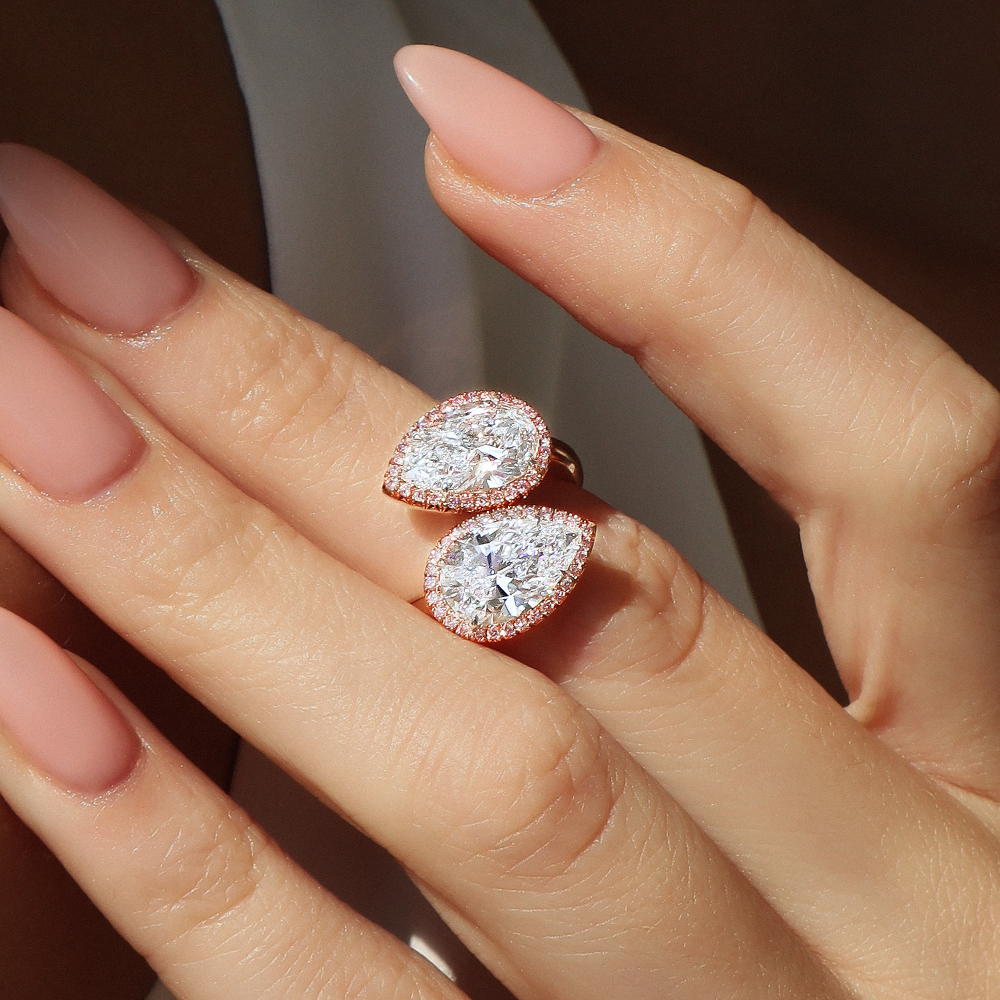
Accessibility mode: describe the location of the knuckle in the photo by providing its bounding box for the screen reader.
[447,692,627,879]
[212,301,376,472]
[586,515,707,683]
[938,376,1000,515]
[650,172,767,314]
[121,475,287,641]
[898,351,1000,528]
[141,800,268,946]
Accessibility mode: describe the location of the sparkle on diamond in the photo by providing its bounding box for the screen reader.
[400,403,540,494]
[436,510,585,628]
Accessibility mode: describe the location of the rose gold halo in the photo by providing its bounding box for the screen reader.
[423,505,596,643]
[383,390,551,511]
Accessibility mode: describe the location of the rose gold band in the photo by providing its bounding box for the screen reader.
[549,438,583,488]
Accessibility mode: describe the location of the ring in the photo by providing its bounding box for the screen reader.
[384,391,595,643]
[383,390,583,510]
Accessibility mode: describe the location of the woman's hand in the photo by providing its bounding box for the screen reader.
[0,45,998,999]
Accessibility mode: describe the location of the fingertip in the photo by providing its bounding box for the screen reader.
[393,44,598,197]
[0,143,195,335]
[0,608,141,795]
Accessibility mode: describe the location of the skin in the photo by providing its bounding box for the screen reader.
[0,82,999,1000]
[1,2,999,998]
[0,1,259,994]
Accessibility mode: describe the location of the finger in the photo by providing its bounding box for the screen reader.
[7,96,1000,809]
[503,489,1000,994]
[0,314,841,999]
[0,147,993,984]
[391,48,1000,791]
[0,609,466,1000]
[0,142,446,603]
[1,310,993,1000]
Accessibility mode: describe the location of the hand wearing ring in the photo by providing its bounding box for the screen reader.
[0,42,997,1000]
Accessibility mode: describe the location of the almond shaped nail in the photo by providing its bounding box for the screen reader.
[0,608,140,794]
[0,143,195,334]
[0,307,144,500]
[394,45,598,196]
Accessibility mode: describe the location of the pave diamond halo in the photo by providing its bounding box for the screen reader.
[384,391,551,511]
[424,506,596,643]
[385,391,596,643]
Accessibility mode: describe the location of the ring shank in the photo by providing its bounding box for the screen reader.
[549,438,584,487]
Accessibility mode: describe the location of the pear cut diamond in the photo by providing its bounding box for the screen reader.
[424,506,596,642]
[384,391,550,511]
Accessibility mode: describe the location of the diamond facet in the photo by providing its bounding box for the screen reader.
[424,506,596,642]
[384,391,550,511]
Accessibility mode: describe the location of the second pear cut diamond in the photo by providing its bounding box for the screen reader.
[424,506,596,642]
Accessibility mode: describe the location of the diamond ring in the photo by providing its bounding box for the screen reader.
[384,391,595,643]
[383,390,584,510]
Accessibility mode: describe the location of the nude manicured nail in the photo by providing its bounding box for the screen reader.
[0,144,195,334]
[0,609,140,794]
[0,307,144,500]
[394,45,599,196]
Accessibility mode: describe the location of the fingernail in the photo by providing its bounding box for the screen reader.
[0,609,140,793]
[0,144,195,334]
[394,45,599,196]
[0,307,144,500]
